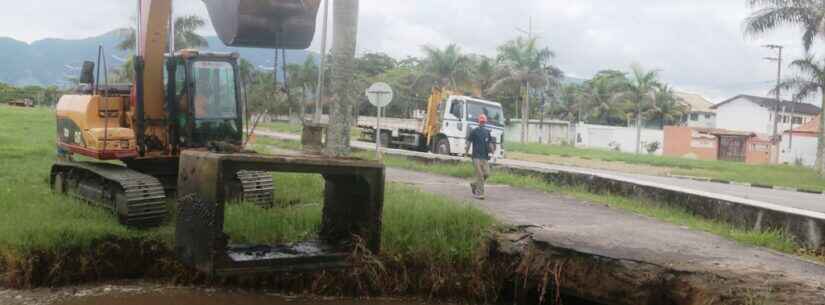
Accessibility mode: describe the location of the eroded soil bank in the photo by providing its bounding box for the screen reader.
[494,231,825,305]
[4,231,825,305]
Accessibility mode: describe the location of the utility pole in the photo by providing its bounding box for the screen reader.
[763,44,783,138]
[314,0,331,124]
[636,95,642,155]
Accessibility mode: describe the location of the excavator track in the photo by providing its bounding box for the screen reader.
[236,171,274,207]
[51,161,168,228]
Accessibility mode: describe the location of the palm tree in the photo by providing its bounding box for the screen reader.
[489,37,557,143]
[173,15,209,50]
[774,56,825,175]
[469,55,496,96]
[552,84,586,122]
[744,0,825,51]
[419,44,470,88]
[582,70,630,125]
[115,15,209,83]
[645,84,688,129]
[613,64,660,154]
[116,15,209,52]
[324,0,359,157]
[286,55,320,121]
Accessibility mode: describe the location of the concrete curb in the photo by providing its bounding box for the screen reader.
[666,174,825,196]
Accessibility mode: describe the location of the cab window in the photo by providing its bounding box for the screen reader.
[192,61,238,119]
[467,101,503,126]
[449,100,464,120]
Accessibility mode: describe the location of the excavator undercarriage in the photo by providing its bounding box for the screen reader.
[50,161,276,228]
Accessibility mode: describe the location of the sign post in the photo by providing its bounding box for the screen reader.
[365,82,394,160]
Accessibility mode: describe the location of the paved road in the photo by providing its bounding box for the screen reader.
[502,158,825,214]
[386,167,825,303]
[254,130,825,215]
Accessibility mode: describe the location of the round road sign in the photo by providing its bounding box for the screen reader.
[365,82,394,107]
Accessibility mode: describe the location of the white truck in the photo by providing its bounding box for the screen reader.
[358,91,506,159]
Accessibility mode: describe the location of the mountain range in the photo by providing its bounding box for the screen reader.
[0,30,313,87]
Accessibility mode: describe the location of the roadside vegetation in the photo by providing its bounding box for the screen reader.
[0,106,498,294]
[507,142,825,192]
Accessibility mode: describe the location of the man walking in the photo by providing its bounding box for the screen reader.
[465,114,495,200]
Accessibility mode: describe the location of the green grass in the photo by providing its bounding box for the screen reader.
[261,121,362,140]
[508,142,825,192]
[225,174,496,264]
[261,121,303,134]
[0,106,495,272]
[0,106,172,255]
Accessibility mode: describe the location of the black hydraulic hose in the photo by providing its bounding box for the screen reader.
[166,58,178,153]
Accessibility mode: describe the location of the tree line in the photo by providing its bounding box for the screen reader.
[0,83,62,107]
[243,37,689,130]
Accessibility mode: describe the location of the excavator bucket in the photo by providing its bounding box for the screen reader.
[202,0,321,49]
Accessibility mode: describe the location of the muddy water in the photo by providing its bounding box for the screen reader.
[57,292,446,305]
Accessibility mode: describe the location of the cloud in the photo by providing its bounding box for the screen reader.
[0,0,817,104]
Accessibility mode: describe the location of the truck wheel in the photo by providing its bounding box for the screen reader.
[434,137,451,155]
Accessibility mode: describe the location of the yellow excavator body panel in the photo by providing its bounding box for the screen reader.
[56,94,138,159]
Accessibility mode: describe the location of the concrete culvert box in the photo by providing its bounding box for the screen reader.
[175,150,385,276]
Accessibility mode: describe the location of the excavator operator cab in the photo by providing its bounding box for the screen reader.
[165,51,243,149]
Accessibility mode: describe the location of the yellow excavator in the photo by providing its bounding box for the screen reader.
[50,0,321,227]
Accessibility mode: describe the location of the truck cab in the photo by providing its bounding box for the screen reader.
[433,95,505,160]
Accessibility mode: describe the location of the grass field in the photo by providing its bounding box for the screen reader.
[0,106,496,286]
[508,142,825,192]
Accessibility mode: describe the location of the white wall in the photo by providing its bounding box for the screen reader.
[715,97,772,134]
[779,134,819,167]
[506,119,571,145]
[573,123,664,155]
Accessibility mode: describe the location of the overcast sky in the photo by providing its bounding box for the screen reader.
[0,0,813,103]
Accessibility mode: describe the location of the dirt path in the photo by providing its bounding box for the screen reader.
[385,167,825,304]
